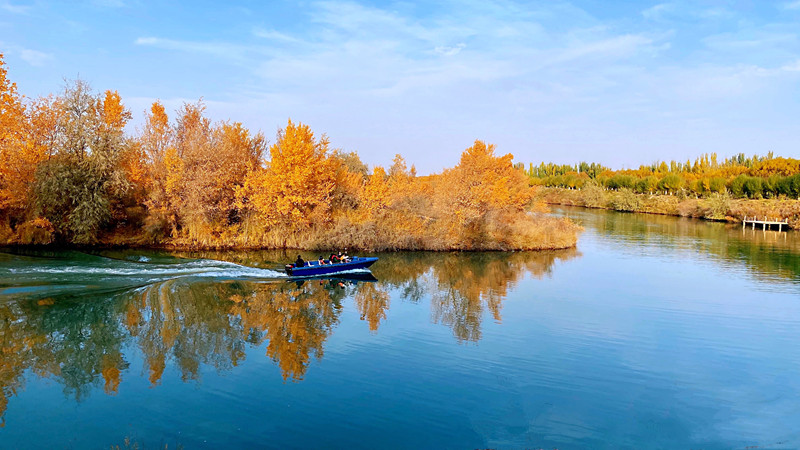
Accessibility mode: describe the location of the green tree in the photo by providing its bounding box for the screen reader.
[657,174,684,194]
[33,81,131,243]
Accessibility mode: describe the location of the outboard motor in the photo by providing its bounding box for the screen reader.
[284,264,294,275]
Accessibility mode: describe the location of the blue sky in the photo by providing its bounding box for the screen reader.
[2,0,799,173]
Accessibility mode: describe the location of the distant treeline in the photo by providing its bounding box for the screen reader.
[524,153,800,199]
[0,54,578,250]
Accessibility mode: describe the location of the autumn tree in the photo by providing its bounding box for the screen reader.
[437,140,533,248]
[142,102,268,243]
[169,101,214,239]
[32,81,131,243]
[239,119,335,246]
[360,166,390,216]
[209,121,266,225]
[0,54,54,220]
[329,149,367,212]
[134,101,177,238]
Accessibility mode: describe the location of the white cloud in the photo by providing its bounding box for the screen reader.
[642,2,733,22]
[134,37,257,60]
[703,31,797,51]
[252,27,299,43]
[642,3,673,20]
[93,0,125,7]
[19,48,52,66]
[781,59,800,71]
[783,1,800,10]
[434,43,465,56]
[547,34,656,66]
[0,1,30,14]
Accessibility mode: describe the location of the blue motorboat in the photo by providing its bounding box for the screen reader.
[284,256,378,277]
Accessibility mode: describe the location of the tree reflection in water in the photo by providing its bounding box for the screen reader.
[0,249,577,424]
[372,250,580,342]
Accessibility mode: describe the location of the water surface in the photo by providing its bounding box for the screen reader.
[0,208,798,449]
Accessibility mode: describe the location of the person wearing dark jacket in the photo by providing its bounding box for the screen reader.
[295,255,305,267]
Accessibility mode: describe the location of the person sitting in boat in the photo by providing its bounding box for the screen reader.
[330,253,339,263]
[295,255,305,267]
[318,256,326,265]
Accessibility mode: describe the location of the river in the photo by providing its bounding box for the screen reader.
[0,207,798,449]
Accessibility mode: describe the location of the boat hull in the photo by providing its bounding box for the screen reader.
[285,256,378,277]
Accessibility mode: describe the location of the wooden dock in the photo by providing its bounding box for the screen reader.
[742,216,789,231]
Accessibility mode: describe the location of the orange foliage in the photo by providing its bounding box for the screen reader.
[354,283,389,332]
[0,57,61,213]
[0,54,29,210]
[447,140,531,214]
[239,119,336,237]
[360,166,390,215]
[101,353,123,395]
[139,101,175,232]
[119,140,148,200]
[436,140,534,247]
[751,157,800,177]
[100,90,131,130]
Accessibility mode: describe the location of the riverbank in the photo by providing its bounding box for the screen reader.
[2,211,581,252]
[537,186,800,229]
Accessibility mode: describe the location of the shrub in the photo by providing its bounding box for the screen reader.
[635,176,658,194]
[607,174,635,190]
[729,174,747,197]
[658,174,684,194]
[580,183,607,208]
[16,217,55,245]
[705,193,730,220]
[742,176,763,199]
[708,177,726,193]
[609,188,641,212]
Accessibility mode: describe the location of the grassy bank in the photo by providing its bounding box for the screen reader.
[537,186,800,229]
[71,210,581,252]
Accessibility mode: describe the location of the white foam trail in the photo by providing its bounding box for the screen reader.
[334,268,372,274]
[6,258,287,279]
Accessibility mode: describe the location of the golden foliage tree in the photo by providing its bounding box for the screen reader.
[138,101,177,237]
[437,140,533,248]
[0,54,51,215]
[137,101,268,244]
[239,119,336,245]
[360,166,390,216]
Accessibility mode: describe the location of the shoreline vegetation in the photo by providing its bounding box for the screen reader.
[0,55,580,251]
[524,155,800,229]
[536,187,800,228]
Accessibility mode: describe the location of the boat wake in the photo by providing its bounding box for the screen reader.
[0,251,287,301]
[8,258,286,279]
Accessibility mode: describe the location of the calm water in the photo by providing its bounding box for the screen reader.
[1,208,799,449]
